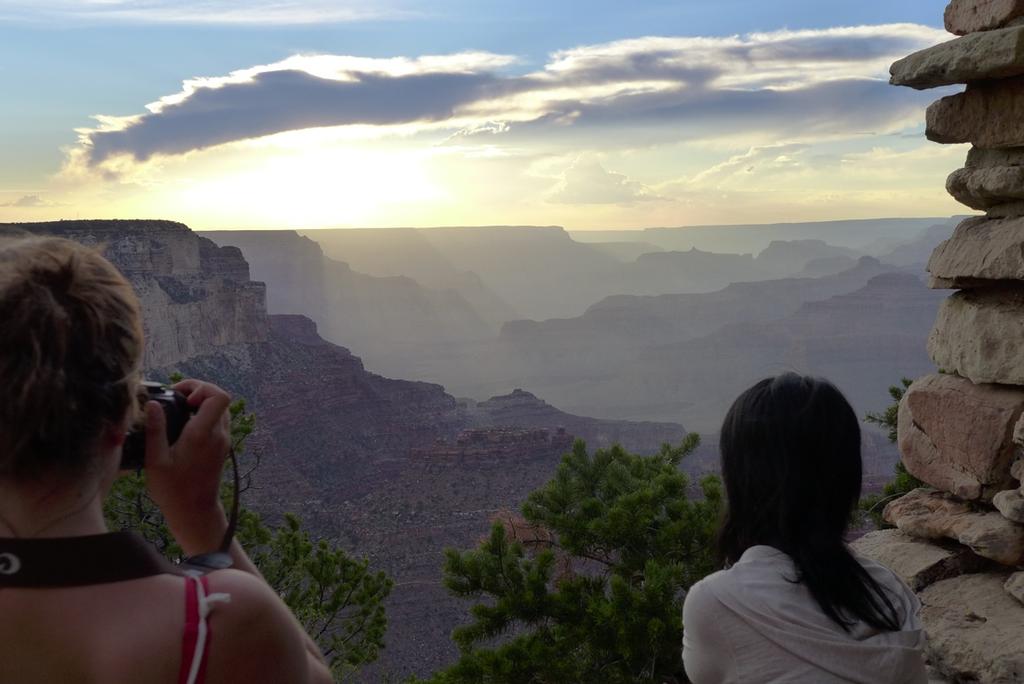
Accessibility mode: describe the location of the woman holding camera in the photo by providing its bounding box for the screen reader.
[0,235,333,683]
[682,373,927,683]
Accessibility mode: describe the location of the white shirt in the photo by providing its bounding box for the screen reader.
[682,545,927,684]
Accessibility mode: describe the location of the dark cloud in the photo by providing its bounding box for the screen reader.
[492,78,941,152]
[560,78,933,134]
[735,31,933,63]
[87,69,507,163]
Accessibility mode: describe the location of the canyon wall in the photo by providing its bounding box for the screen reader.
[1,220,267,368]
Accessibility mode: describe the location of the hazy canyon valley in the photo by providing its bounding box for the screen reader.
[4,217,958,678]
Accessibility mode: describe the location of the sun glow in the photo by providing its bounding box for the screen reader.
[148,138,445,228]
[1,22,961,229]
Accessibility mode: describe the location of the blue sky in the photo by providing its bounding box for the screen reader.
[0,1,964,228]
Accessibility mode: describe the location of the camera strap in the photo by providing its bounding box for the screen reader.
[0,531,183,587]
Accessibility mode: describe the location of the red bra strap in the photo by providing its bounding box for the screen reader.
[178,575,212,684]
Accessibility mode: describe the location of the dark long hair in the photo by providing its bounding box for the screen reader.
[717,373,901,632]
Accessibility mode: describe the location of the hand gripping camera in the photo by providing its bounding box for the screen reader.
[120,382,192,470]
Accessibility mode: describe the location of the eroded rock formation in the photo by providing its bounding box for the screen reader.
[852,7,1024,680]
[0,220,268,368]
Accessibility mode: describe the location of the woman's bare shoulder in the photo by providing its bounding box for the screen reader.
[201,570,313,684]
[205,568,277,602]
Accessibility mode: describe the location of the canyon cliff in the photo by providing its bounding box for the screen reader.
[428,257,933,431]
[2,220,267,368]
[200,229,497,380]
[305,225,880,322]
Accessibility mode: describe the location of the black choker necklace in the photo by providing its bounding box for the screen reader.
[0,532,181,587]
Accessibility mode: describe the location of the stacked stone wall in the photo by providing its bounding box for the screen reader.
[852,4,1024,681]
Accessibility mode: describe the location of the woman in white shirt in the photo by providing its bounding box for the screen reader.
[682,373,927,684]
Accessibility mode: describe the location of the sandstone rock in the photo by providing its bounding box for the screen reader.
[947,167,1024,209]
[884,488,1024,565]
[929,275,978,288]
[897,374,1023,500]
[928,216,1024,285]
[6,220,270,368]
[1011,457,1024,481]
[994,488,1024,522]
[929,287,1024,386]
[927,78,1024,148]
[926,666,955,684]
[945,0,1024,35]
[987,200,1024,217]
[920,572,1024,683]
[1005,571,1024,604]
[851,529,990,591]
[892,25,1024,89]
[968,146,1024,167]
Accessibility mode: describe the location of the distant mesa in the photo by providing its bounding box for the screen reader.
[270,314,335,347]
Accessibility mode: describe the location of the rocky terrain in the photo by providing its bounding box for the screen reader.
[207,227,898,392]
[755,239,864,276]
[306,225,880,322]
[570,217,956,255]
[462,388,685,454]
[598,271,945,432]
[427,257,931,432]
[299,227,522,323]
[200,229,499,379]
[852,8,1024,682]
[879,222,963,269]
[1,220,268,368]
[308,225,615,320]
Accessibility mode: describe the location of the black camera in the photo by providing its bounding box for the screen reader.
[120,382,192,470]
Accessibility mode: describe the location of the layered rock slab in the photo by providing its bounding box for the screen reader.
[927,78,1024,148]
[968,146,1024,167]
[0,220,270,368]
[994,488,1024,522]
[929,216,1024,286]
[884,488,1024,565]
[1005,571,1024,604]
[920,573,1024,683]
[1012,457,1024,481]
[945,0,1024,35]
[946,167,1024,209]
[987,200,1024,217]
[851,529,990,591]
[892,25,1024,89]
[929,286,1024,385]
[897,374,1024,500]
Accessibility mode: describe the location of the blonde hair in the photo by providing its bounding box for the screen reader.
[0,234,144,480]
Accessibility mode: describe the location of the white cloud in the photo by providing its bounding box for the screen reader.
[687,143,811,187]
[549,156,668,205]
[443,121,513,143]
